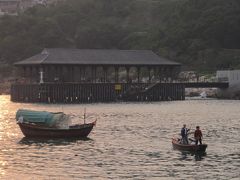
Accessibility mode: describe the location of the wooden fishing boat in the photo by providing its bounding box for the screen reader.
[17,121,96,138]
[16,109,96,138]
[172,137,207,152]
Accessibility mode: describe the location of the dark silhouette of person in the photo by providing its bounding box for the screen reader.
[194,126,203,145]
[181,124,190,144]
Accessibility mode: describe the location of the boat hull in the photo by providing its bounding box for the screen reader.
[18,123,94,138]
[172,138,207,152]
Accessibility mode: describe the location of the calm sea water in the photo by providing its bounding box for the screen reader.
[0,95,239,179]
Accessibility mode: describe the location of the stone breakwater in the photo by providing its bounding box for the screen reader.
[185,88,218,98]
[180,87,240,99]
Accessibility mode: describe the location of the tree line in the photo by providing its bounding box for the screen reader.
[0,0,240,77]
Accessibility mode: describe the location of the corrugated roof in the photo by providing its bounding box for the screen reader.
[15,48,181,66]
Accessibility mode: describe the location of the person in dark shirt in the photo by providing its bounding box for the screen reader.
[194,126,203,145]
[181,124,190,144]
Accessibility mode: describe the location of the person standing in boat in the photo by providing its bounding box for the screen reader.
[181,124,190,144]
[194,126,203,145]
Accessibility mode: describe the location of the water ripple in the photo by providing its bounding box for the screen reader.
[0,95,239,179]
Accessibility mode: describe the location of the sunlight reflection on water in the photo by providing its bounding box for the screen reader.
[0,95,239,179]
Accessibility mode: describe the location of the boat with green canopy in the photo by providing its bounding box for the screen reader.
[16,109,96,138]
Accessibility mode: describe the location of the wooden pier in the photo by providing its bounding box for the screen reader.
[183,82,229,88]
[11,83,185,103]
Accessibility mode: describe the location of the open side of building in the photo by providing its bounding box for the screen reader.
[11,48,185,103]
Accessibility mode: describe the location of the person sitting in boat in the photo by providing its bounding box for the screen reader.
[194,126,203,145]
[181,124,190,144]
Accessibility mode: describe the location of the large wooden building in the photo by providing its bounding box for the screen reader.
[11,48,185,103]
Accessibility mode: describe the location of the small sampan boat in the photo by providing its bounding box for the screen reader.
[16,109,96,138]
[172,137,207,153]
[17,122,96,138]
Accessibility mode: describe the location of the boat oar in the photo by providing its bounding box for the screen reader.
[189,138,196,143]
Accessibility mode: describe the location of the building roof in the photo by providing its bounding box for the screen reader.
[15,48,181,66]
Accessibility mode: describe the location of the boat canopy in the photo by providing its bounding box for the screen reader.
[16,109,66,127]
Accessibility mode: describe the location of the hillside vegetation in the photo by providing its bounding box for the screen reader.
[0,0,240,77]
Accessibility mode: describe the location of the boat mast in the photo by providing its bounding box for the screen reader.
[84,108,86,124]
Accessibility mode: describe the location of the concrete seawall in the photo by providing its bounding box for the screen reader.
[217,84,240,99]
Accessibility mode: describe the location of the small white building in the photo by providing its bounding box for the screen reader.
[216,70,240,87]
[216,70,240,98]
